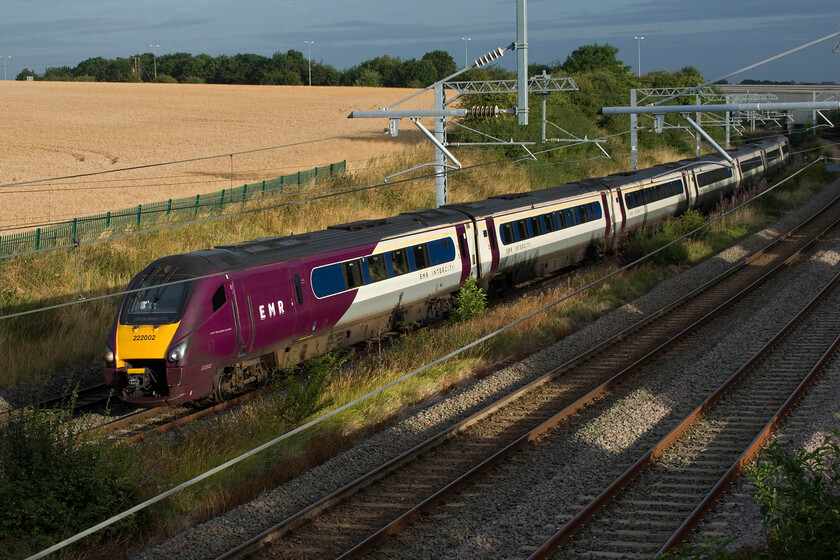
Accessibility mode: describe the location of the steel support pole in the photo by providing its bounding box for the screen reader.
[725,94,731,149]
[516,0,528,126]
[434,84,447,207]
[630,89,638,171]
[696,94,701,157]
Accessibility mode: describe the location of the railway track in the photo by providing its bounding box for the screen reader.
[207,189,840,558]
[538,252,840,558]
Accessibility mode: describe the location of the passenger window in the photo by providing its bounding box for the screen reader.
[530,216,542,236]
[580,204,591,223]
[391,249,409,276]
[211,285,226,312]
[543,213,555,233]
[500,223,514,244]
[413,244,430,269]
[294,274,303,305]
[556,211,567,229]
[516,220,529,240]
[368,254,387,282]
[343,260,363,289]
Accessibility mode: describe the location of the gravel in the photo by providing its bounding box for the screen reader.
[118,176,840,558]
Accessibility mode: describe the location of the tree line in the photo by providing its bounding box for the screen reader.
[15,44,658,89]
[15,49,473,87]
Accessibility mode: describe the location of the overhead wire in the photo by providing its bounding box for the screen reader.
[25,155,826,560]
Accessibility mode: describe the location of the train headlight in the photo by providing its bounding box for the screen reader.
[167,339,190,363]
[105,344,116,367]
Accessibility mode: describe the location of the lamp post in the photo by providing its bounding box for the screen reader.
[634,36,644,77]
[149,44,159,79]
[304,41,315,86]
[461,37,471,67]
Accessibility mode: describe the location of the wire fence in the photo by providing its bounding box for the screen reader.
[0,161,346,257]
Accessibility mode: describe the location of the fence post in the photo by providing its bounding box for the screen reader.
[137,205,142,227]
[167,199,172,215]
[72,218,77,241]
[297,171,301,185]
[220,190,225,210]
[242,184,247,202]
[35,228,41,251]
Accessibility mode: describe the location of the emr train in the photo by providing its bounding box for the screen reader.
[104,136,791,406]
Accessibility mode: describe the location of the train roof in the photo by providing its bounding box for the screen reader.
[167,207,470,275]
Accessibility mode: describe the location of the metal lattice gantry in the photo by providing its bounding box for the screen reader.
[444,72,580,145]
[628,87,781,170]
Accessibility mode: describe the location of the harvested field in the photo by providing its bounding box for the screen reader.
[0,81,434,231]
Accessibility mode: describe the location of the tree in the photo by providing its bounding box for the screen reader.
[560,43,630,75]
[15,68,39,81]
[354,68,382,87]
[422,50,456,81]
[43,66,74,81]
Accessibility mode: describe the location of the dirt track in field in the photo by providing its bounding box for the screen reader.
[0,81,434,231]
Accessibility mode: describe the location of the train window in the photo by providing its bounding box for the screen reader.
[368,254,387,283]
[556,210,567,229]
[343,260,364,289]
[741,157,762,172]
[580,204,592,223]
[391,249,409,276]
[543,213,555,233]
[311,263,345,298]
[516,219,529,241]
[529,216,542,237]
[413,244,430,269]
[294,274,304,305]
[122,269,188,325]
[211,285,226,312]
[500,222,515,244]
[697,167,733,188]
[428,238,457,265]
[591,202,603,219]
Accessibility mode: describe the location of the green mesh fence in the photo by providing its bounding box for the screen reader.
[0,161,346,256]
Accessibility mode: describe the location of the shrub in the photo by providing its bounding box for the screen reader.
[746,427,840,559]
[449,276,488,323]
[0,390,145,557]
[277,352,343,425]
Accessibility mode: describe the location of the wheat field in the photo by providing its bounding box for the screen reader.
[0,81,435,231]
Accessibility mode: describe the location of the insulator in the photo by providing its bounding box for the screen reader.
[474,47,506,67]
[470,106,500,118]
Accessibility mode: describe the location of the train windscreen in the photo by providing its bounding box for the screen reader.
[121,266,190,325]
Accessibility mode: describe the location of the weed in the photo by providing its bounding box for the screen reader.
[449,277,488,323]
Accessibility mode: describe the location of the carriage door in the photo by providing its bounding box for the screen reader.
[289,263,312,340]
[229,275,253,358]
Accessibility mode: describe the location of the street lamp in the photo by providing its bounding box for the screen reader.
[461,37,471,68]
[634,36,644,77]
[304,41,315,86]
[149,44,159,79]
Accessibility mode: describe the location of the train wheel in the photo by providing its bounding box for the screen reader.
[213,369,235,403]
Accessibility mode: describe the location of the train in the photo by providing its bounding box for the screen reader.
[104,135,791,406]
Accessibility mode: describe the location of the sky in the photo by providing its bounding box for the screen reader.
[0,0,838,84]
